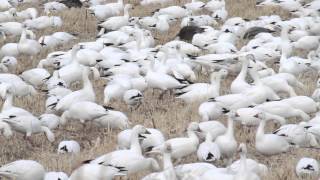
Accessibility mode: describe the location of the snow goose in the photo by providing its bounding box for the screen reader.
[214,93,255,110]
[44,2,67,14]
[69,162,126,180]
[3,115,55,142]
[151,122,200,161]
[273,124,318,148]
[0,74,37,97]
[230,155,267,176]
[0,120,12,138]
[20,68,50,88]
[233,143,261,180]
[58,140,81,154]
[17,28,41,56]
[60,101,107,125]
[197,133,221,162]
[123,89,143,107]
[24,16,62,30]
[0,0,12,10]
[183,0,206,13]
[0,8,17,22]
[93,107,130,130]
[92,125,160,174]
[176,69,228,103]
[214,111,237,164]
[156,6,190,19]
[117,127,165,152]
[44,171,68,180]
[198,100,230,121]
[234,108,286,126]
[0,56,17,73]
[0,160,45,180]
[39,113,60,130]
[0,43,19,57]
[198,120,226,140]
[281,96,319,114]
[260,73,298,97]
[175,162,216,179]
[98,4,133,32]
[292,36,320,51]
[142,142,177,180]
[205,0,225,12]
[255,112,290,155]
[17,8,38,20]
[296,157,319,178]
[55,67,96,113]
[230,55,251,93]
[255,101,310,121]
[89,0,124,20]
[0,22,24,39]
[52,32,77,44]
[243,64,280,104]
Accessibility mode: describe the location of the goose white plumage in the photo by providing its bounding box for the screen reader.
[296,157,319,178]
[58,140,81,154]
[0,160,45,180]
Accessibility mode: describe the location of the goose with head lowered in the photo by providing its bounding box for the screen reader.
[91,125,160,174]
[0,160,45,180]
[55,67,96,114]
[197,132,221,162]
[295,157,319,178]
[60,101,109,125]
[198,100,230,121]
[255,112,290,156]
[3,115,55,142]
[69,161,126,180]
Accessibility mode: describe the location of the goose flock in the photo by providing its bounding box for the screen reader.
[1,0,320,179]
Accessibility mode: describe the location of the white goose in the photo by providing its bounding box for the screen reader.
[58,140,81,154]
[60,101,108,125]
[273,124,318,148]
[230,54,252,93]
[255,112,290,155]
[198,100,230,121]
[89,0,124,20]
[93,108,130,130]
[55,67,96,113]
[0,120,12,138]
[152,122,200,161]
[0,160,45,180]
[176,69,228,103]
[296,157,319,178]
[233,143,261,180]
[98,4,133,32]
[281,96,319,114]
[17,28,41,56]
[117,127,165,152]
[235,108,286,126]
[69,162,126,180]
[3,115,55,142]
[197,133,221,162]
[214,111,237,164]
[91,125,160,174]
[255,101,310,121]
[20,68,50,88]
[44,172,68,180]
[198,120,226,140]
[142,142,177,180]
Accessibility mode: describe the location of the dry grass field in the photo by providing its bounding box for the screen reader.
[0,0,318,179]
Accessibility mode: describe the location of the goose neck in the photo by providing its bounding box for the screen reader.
[249,68,262,86]
[205,133,214,142]
[187,130,199,144]
[239,151,247,173]
[130,131,142,155]
[2,93,13,111]
[163,152,173,170]
[226,117,234,137]
[19,29,27,43]
[82,70,92,90]
[237,59,249,79]
[256,120,266,140]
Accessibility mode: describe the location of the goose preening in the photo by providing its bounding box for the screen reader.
[0,160,45,180]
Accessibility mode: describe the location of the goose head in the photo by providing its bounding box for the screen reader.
[237,143,247,154]
[132,125,151,139]
[187,122,200,132]
[255,111,267,121]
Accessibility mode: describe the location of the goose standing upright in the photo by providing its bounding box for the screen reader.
[55,67,95,113]
[17,28,41,56]
[255,112,290,155]
[231,55,251,93]
[214,111,237,165]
